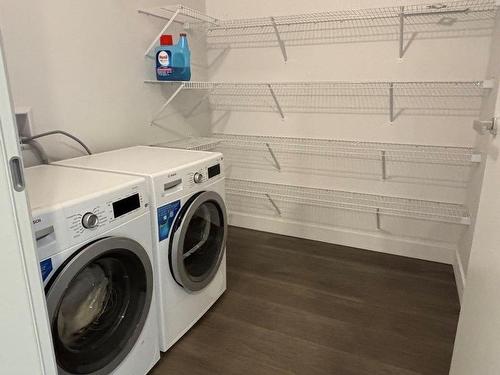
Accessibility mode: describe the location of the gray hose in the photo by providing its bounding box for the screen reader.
[21,130,92,155]
[22,139,49,164]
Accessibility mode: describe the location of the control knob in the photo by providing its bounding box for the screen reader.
[193,172,203,184]
[82,212,99,229]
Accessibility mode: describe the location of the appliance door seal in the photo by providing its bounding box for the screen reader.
[45,237,153,375]
[170,191,227,292]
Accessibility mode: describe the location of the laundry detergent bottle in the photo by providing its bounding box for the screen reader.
[155,34,191,81]
[155,34,175,81]
[172,33,191,81]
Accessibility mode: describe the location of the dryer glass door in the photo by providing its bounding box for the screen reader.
[171,191,227,292]
[45,237,153,375]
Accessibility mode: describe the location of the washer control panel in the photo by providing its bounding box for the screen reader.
[64,184,146,242]
[82,212,99,229]
[193,172,204,184]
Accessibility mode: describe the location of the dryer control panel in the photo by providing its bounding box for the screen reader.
[156,155,224,203]
[185,159,223,189]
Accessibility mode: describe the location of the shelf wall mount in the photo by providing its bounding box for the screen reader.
[473,117,498,136]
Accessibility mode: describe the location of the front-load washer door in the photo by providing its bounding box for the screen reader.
[45,237,153,375]
[170,191,227,292]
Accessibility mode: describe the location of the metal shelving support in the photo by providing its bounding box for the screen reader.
[265,193,282,216]
[270,17,288,62]
[265,143,282,171]
[380,151,387,180]
[389,83,395,123]
[139,4,219,57]
[399,7,405,59]
[226,178,472,226]
[150,82,185,125]
[267,84,285,119]
[376,208,382,230]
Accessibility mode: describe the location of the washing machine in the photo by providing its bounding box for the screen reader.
[54,146,227,351]
[25,165,160,375]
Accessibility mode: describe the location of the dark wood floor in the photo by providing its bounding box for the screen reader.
[151,226,460,375]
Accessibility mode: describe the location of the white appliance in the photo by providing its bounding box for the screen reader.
[25,165,160,375]
[54,146,227,352]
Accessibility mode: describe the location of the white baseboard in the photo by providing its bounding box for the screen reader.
[229,212,457,264]
[453,250,466,304]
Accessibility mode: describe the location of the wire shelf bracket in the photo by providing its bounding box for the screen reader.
[265,193,282,216]
[140,5,219,57]
[267,84,285,119]
[376,208,382,230]
[143,7,181,58]
[265,143,282,171]
[150,82,185,125]
[389,83,395,123]
[270,17,288,62]
[380,151,387,180]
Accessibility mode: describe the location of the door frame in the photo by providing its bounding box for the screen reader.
[0,27,57,374]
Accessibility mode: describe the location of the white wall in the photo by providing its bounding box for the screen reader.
[205,0,495,266]
[450,10,500,374]
[0,0,210,165]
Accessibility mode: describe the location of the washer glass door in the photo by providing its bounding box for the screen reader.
[46,237,153,375]
[171,191,227,292]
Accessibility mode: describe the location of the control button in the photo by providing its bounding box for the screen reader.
[193,172,203,184]
[82,212,99,229]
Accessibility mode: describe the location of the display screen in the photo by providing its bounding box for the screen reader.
[113,194,140,218]
[208,164,221,178]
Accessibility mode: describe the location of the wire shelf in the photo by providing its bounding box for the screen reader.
[145,80,490,119]
[214,133,479,165]
[153,137,221,151]
[226,178,471,225]
[207,0,496,51]
[138,4,219,25]
[209,0,495,29]
[139,1,497,59]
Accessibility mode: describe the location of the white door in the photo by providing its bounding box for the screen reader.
[449,35,500,375]
[0,29,57,374]
[450,127,500,374]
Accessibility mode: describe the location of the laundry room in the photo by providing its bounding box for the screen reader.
[0,0,500,374]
